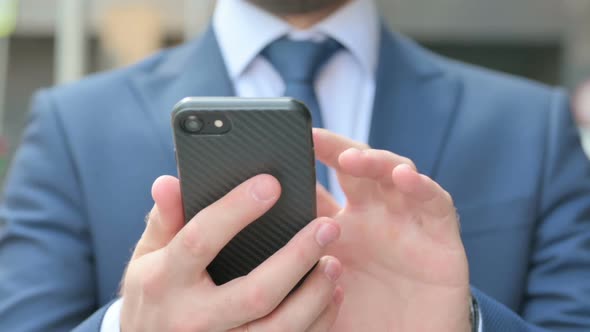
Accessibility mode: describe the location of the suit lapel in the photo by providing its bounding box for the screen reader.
[369,26,463,178]
[128,27,235,156]
[127,24,461,179]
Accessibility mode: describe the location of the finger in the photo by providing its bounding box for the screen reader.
[392,164,458,233]
[132,176,185,260]
[219,217,341,326]
[313,128,368,170]
[312,129,375,206]
[337,148,416,205]
[167,174,281,281]
[316,183,341,217]
[339,148,417,183]
[307,286,344,332]
[248,257,343,332]
[392,164,460,242]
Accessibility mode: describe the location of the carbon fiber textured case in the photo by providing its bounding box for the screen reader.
[172,97,317,285]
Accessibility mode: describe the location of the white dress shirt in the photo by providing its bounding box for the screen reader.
[102,0,482,330]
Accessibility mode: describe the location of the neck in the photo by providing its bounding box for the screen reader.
[281,0,350,29]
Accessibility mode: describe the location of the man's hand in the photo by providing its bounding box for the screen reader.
[120,174,344,332]
[313,129,471,332]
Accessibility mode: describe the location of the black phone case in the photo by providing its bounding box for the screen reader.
[172,97,317,285]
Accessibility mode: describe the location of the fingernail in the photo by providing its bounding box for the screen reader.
[323,258,342,281]
[332,286,344,304]
[250,177,277,202]
[316,223,339,247]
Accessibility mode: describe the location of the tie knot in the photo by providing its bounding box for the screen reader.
[262,37,342,83]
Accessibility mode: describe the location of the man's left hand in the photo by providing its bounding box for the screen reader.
[313,129,472,332]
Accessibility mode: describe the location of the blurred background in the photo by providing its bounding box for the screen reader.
[0,0,590,179]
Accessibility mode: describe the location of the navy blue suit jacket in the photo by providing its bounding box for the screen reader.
[1,26,590,331]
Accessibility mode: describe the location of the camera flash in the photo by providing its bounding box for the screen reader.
[214,120,224,128]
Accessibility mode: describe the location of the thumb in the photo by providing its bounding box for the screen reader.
[132,175,185,260]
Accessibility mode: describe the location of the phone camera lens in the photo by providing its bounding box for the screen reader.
[182,115,203,134]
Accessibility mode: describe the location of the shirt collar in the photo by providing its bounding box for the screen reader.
[213,0,380,80]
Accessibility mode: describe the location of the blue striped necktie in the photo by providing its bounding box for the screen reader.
[262,36,342,189]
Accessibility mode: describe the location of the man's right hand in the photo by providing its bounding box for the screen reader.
[120,174,343,332]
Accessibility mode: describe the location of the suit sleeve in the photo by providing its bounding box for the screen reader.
[0,90,105,331]
[472,89,590,331]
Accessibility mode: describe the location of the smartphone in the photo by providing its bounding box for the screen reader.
[171,97,317,285]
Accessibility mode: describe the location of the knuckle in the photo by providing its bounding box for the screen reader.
[292,241,312,262]
[138,263,166,298]
[182,224,213,258]
[244,284,275,318]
